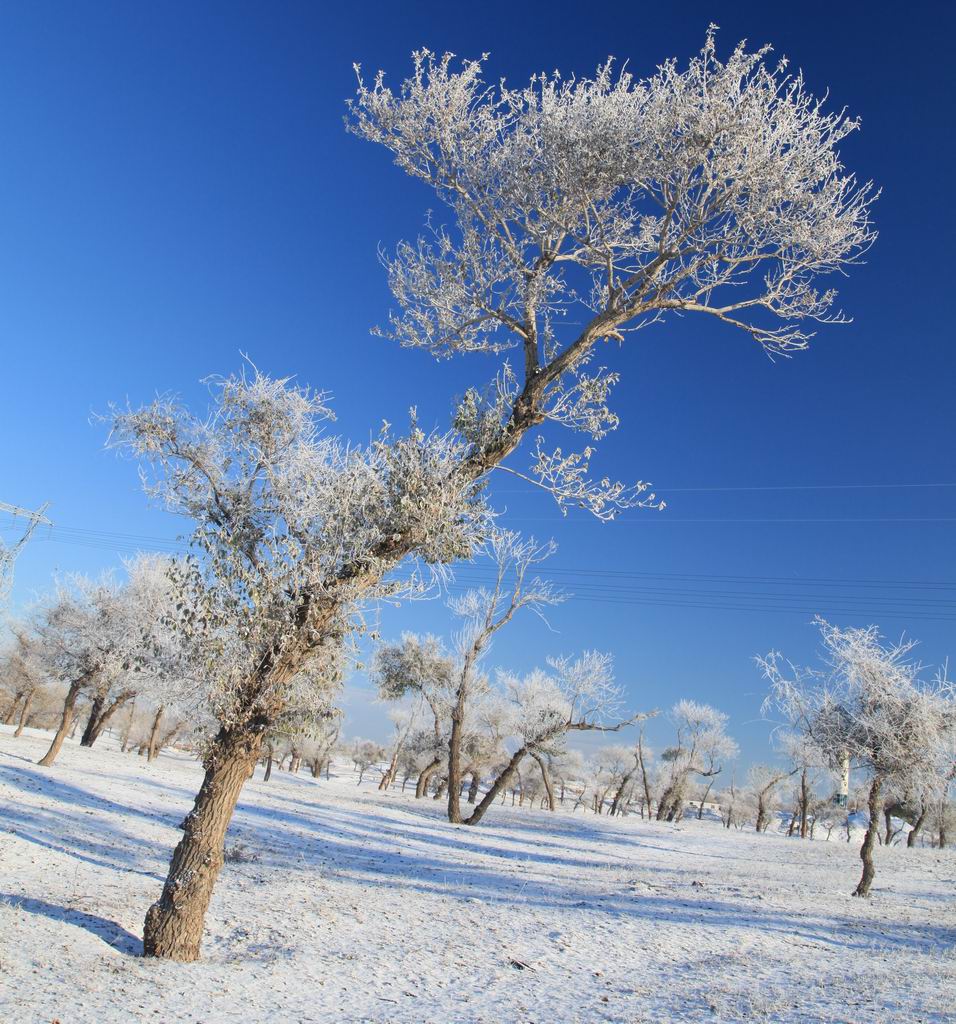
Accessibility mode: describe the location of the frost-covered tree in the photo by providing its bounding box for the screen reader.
[656,701,737,821]
[109,369,491,960]
[466,651,648,825]
[111,29,875,960]
[0,629,48,737]
[349,737,386,785]
[761,620,955,895]
[748,763,797,833]
[777,730,827,838]
[348,32,875,514]
[371,631,456,795]
[32,555,177,766]
[445,531,562,823]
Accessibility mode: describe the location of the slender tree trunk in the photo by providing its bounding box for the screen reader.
[3,691,24,725]
[638,736,653,820]
[467,772,480,804]
[799,768,810,839]
[465,747,527,826]
[853,776,883,898]
[379,743,402,791]
[120,701,137,753]
[446,699,465,824]
[263,744,274,782]
[531,753,556,811]
[697,779,715,820]
[143,725,264,960]
[38,680,84,767]
[14,690,33,737]
[147,706,165,762]
[907,805,927,848]
[610,768,637,817]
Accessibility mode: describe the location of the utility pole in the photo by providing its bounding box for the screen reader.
[836,751,850,808]
[0,500,52,605]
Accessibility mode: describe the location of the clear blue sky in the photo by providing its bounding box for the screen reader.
[1,1,953,764]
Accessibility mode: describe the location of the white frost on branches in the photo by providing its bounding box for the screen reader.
[348,31,876,518]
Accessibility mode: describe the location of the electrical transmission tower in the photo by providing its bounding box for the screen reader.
[0,500,52,605]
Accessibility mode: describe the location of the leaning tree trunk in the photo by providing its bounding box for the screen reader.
[379,745,401,791]
[415,757,441,799]
[38,680,85,767]
[697,779,715,821]
[3,690,24,725]
[14,690,33,737]
[610,769,636,817]
[853,776,883,898]
[465,747,527,826]
[142,724,264,961]
[907,805,927,848]
[531,753,556,811]
[81,690,135,748]
[80,696,105,747]
[147,706,165,762]
[755,797,770,834]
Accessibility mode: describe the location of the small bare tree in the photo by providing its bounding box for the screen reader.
[761,620,955,896]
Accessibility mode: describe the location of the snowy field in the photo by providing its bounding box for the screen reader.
[1,726,954,1024]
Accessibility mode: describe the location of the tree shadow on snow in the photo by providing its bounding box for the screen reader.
[0,893,142,955]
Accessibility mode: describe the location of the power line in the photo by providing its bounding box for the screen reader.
[492,482,956,493]
[505,516,956,525]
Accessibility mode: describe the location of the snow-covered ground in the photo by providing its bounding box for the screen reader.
[2,726,954,1024]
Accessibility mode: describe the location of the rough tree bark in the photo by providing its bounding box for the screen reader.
[142,725,265,960]
[853,776,883,898]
